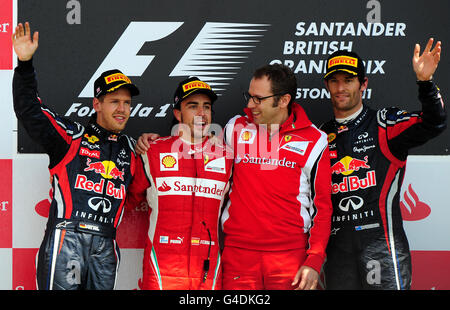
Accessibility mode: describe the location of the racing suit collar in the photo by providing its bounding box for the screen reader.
[282,103,312,132]
[333,104,370,132]
[88,114,123,141]
[177,134,209,147]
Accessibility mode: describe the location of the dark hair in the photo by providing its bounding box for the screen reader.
[253,64,297,110]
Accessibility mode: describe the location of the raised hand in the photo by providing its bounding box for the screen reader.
[413,38,441,81]
[12,22,39,61]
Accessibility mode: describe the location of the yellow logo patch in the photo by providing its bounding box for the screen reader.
[328,56,358,68]
[104,73,131,84]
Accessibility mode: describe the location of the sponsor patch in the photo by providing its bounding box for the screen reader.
[327,133,336,143]
[84,134,99,144]
[204,156,226,174]
[182,81,211,92]
[328,55,358,68]
[238,129,256,144]
[160,153,178,171]
[280,141,310,156]
[104,73,132,84]
[355,223,380,231]
[79,147,100,159]
[79,222,100,232]
[155,177,226,200]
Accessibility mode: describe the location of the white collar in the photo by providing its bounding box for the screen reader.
[335,105,363,124]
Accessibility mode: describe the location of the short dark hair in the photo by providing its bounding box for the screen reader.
[253,64,297,110]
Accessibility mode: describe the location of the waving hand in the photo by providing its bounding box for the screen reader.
[12,22,39,61]
[413,38,441,81]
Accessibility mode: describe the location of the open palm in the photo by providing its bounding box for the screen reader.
[413,38,441,81]
[12,22,39,61]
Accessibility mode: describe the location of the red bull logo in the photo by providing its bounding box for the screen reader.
[75,174,126,199]
[84,158,124,181]
[331,156,370,176]
[332,170,376,194]
[337,125,348,133]
[331,156,375,194]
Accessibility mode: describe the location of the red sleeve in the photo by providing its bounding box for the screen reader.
[303,140,333,273]
[125,154,150,210]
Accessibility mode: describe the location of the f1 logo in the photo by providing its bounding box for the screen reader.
[79,22,184,97]
[79,22,269,97]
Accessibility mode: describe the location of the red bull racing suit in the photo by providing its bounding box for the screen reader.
[221,103,333,289]
[13,60,136,290]
[320,81,446,289]
[126,136,233,289]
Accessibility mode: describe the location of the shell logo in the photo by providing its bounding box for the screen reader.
[162,155,177,168]
[241,131,253,142]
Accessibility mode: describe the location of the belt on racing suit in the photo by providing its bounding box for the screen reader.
[49,218,116,238]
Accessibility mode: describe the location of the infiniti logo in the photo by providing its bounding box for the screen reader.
[338,196,364,212]
[88,197,112,213]
[358,132,369,140]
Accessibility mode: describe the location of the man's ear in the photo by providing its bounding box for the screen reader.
[93,98,101,112]
[173,108,181,123]
[278,93,291,109]
[360,77,369,92]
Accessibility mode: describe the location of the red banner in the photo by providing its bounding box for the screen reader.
[0,0,12,70]
[0,160,12,248]
[12,248,38,290]
[411,251,450,290]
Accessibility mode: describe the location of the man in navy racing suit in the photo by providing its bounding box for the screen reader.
[321,39,446,289]
[12,22,140,290]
